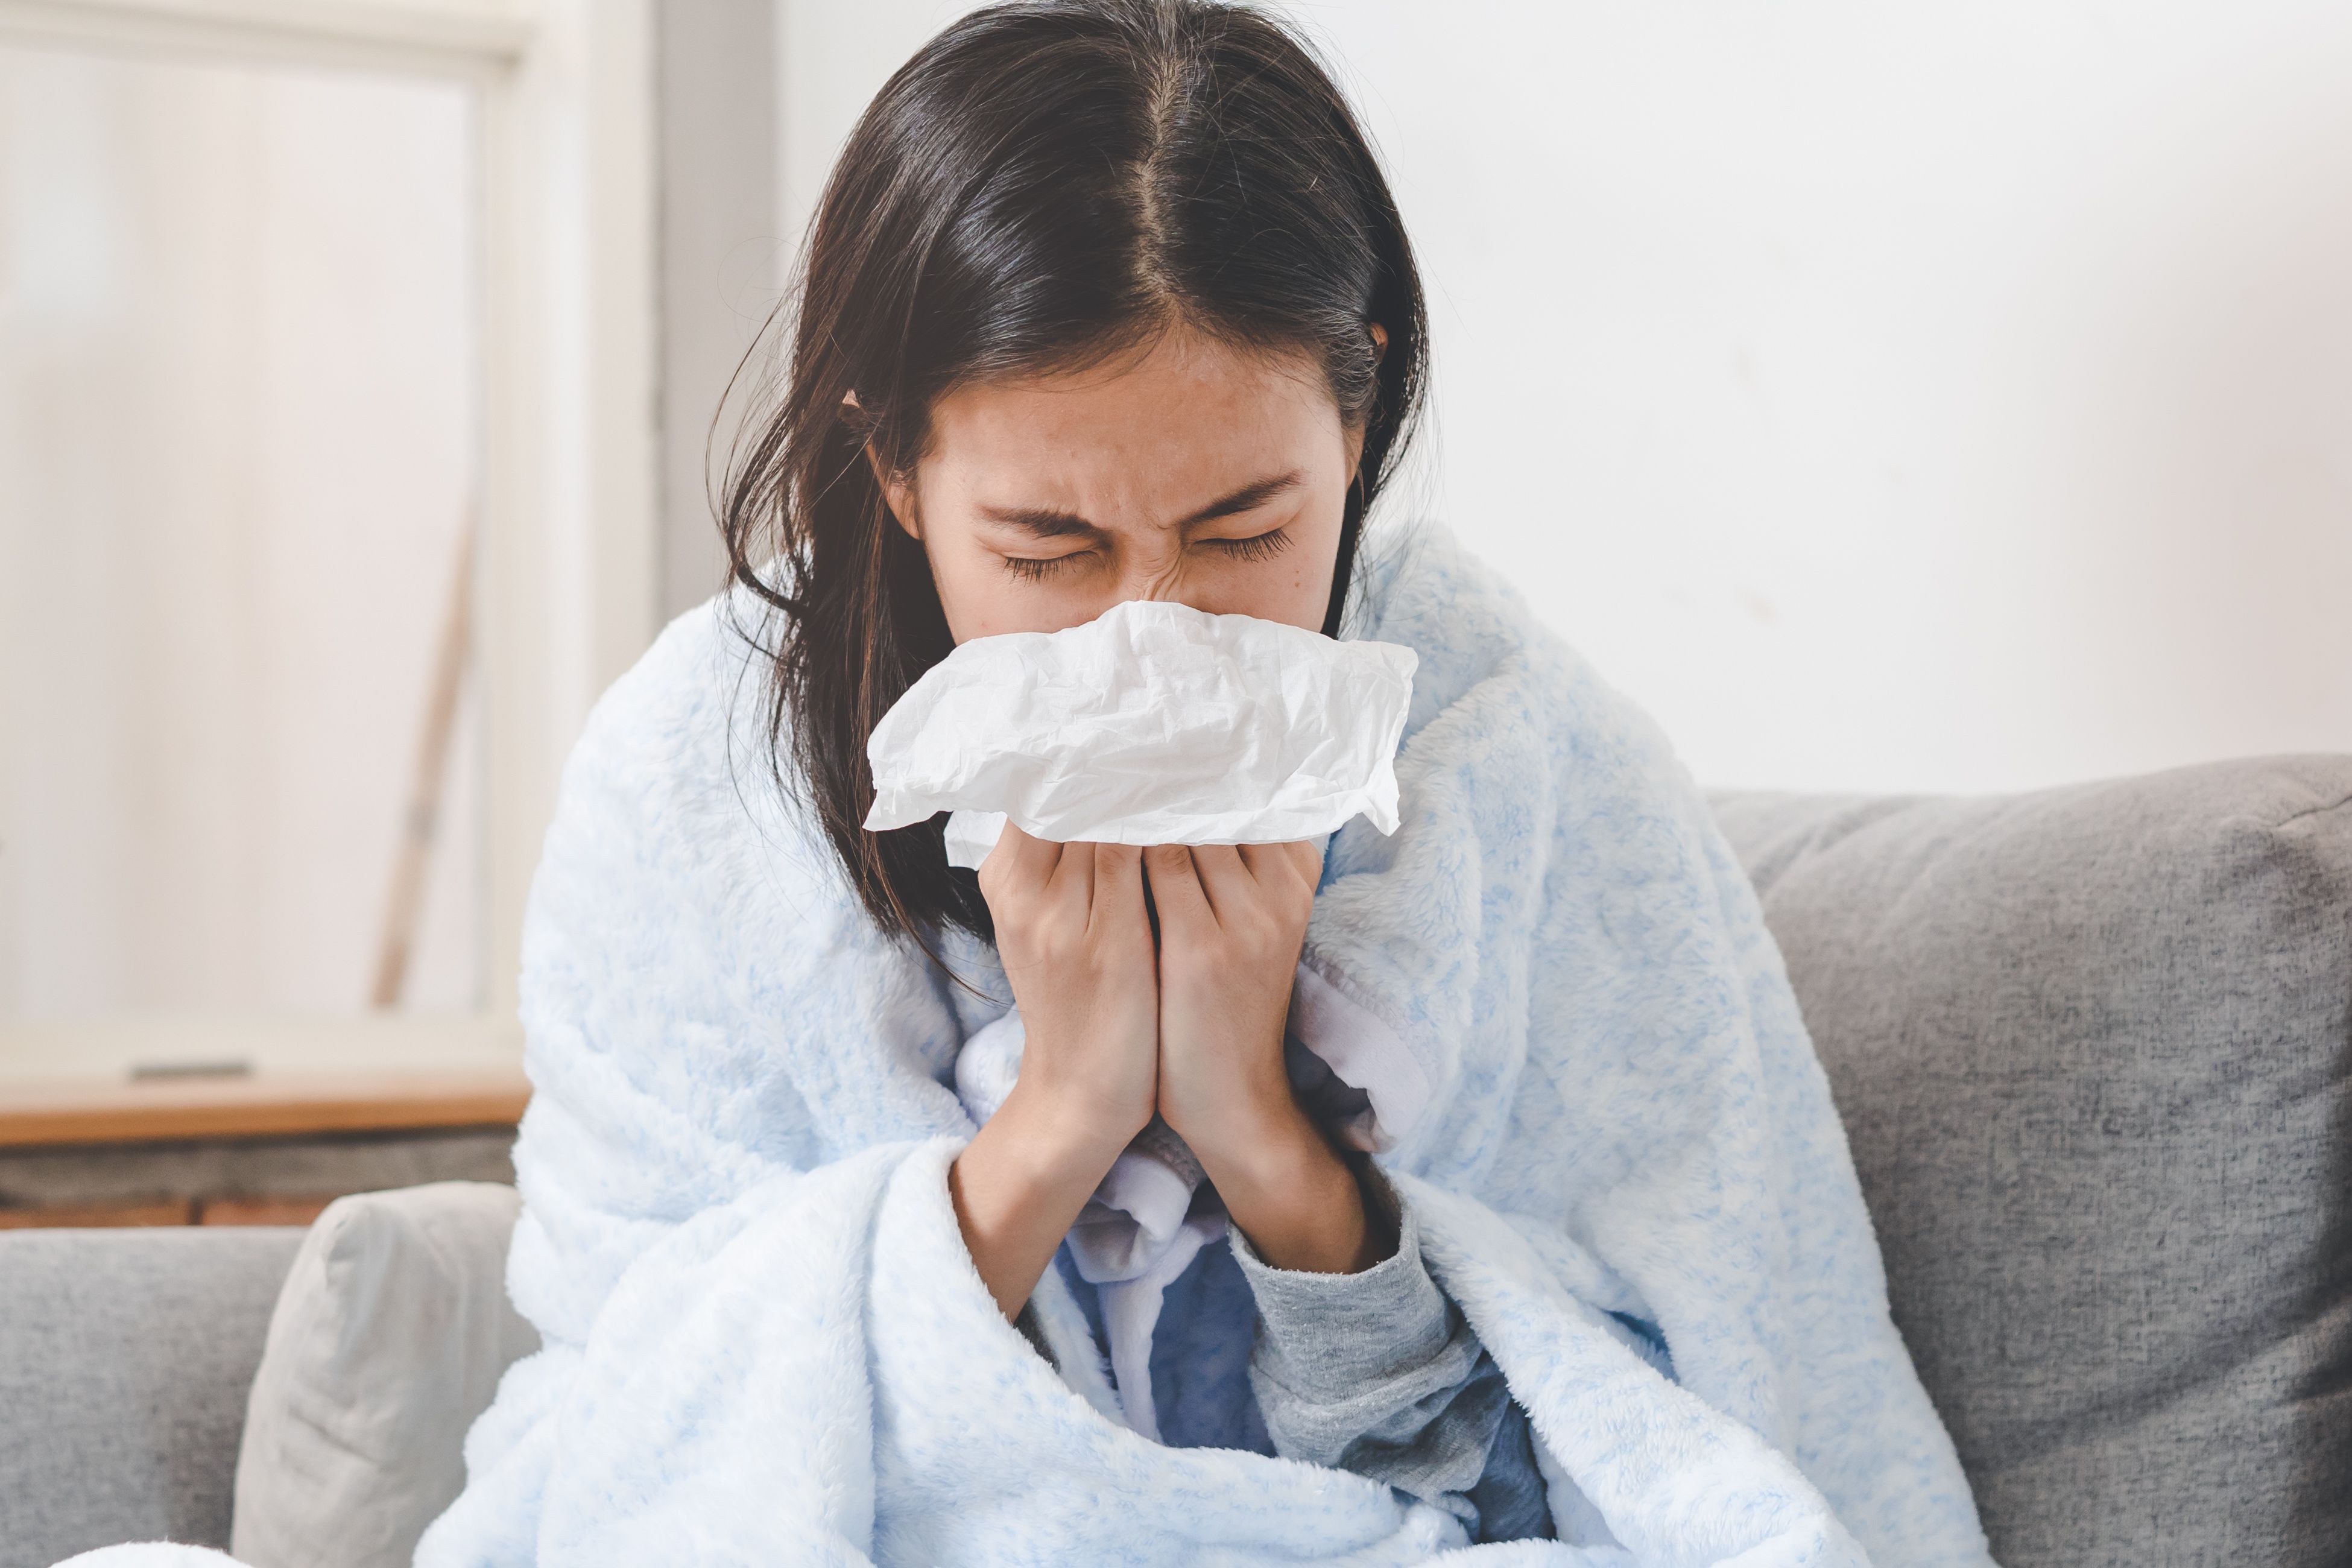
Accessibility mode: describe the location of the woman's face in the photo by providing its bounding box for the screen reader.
[880,327,1367,642]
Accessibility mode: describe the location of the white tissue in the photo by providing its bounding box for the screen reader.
[864,599,1417,868]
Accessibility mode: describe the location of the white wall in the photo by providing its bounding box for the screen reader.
[773,0,2352,793]
[657,0,783,621]
[774,1,972,248]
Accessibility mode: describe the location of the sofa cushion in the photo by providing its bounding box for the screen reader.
[230,1181,536,1568]
[1712,754,2352,1568]
[0,1225,302,1568]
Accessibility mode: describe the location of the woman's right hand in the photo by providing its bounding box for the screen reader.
[978,824,1159,1145]
[951,823,1159,1320]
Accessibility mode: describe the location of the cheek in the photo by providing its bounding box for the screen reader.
[925,542,1016,643]
[922,529,1092,642]
[1212,501,1346,632]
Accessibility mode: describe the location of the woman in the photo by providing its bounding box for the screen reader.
[420,2,1993,1563]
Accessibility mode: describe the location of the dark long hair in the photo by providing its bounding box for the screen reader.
[719,0,1428,946]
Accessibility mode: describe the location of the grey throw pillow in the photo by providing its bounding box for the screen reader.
[230,1181,538,1568]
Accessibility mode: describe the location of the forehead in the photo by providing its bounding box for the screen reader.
[920,330,1338,503]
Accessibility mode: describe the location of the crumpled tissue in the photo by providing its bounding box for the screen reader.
[864,598,1418,868]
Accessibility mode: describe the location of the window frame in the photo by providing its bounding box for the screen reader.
[0,0,658,1076]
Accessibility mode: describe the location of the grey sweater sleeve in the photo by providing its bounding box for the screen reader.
[1227,1165,1554,1543]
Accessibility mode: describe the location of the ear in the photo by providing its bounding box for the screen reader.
[865,441,923,542]
[1369,321,1389,364]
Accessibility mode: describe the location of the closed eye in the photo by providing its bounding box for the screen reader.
[1001,548,1095,581]
[1198,526,1293,563]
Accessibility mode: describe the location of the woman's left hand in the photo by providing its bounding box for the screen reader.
[1145,842,1319,1143]
[1146,841,1389,1273]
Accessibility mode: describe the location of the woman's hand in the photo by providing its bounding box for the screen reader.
[1146,842,1389,1274]
[951,824,1159,1320]
[1145,842,1318,1142]
[980,824,1160,1142]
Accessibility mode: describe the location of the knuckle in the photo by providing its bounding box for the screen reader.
[1021,906,1062,948]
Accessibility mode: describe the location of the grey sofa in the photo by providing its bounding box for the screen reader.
[5,756,2348,1568]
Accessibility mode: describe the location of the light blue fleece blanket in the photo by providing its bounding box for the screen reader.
[66,526,1993,1567]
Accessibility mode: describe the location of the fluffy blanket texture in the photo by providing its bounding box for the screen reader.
[60,527,1992,1568]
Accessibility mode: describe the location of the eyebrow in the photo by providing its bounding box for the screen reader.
[976,469,1304,539]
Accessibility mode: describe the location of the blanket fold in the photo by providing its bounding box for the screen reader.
[413,524,1993,1567]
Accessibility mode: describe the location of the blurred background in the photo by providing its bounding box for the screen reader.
[0,0,2347,1210]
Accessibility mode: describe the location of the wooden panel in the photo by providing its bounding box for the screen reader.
[0,1198,195,1227]
[0,1069,530,1149]
[195,1193,337,1226]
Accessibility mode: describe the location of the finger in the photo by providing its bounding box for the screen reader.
[1143,844,1212,932]
[1234,841,1291,888]
[1238,839,1325,898]
[985,818,1062,888]
[1186,844,1257,923]
[1089,843,1146,934]
[1046,835,1101,917]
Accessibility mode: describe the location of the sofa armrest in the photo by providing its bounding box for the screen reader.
[0,1227,303,1568]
